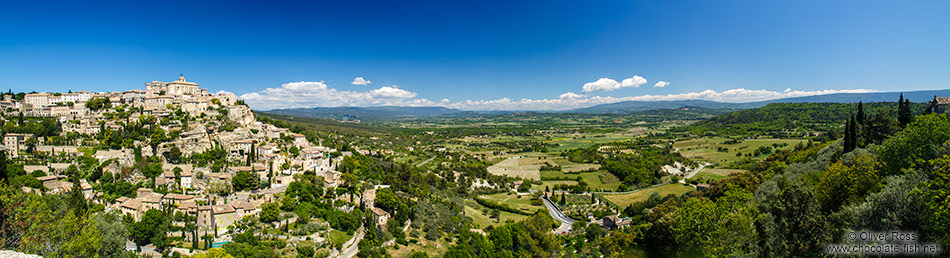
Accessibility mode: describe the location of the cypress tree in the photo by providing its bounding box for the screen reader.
[857,101,866,126]
[851,116,858,150]
[0,151,7,183]
[841,119,851,152]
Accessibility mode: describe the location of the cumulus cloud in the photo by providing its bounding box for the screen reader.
[582,75,647,93]
[370,86,417,98]
[581,78,620,93]
[239,81,419,110]
[559,92,585,99]
[238,80,875,112]
[621,76,647,88]
[351,77,372,86]
[654,81,670,88]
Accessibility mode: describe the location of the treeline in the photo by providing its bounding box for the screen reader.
[680,102,930,137]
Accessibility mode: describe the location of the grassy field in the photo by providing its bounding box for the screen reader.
[675,137,806,164]
[694,168,747,181]
[386,236,451,258]
[328,230,352,249]
[540,170,622,191]
[602,184,694,208]
[478,192,543,213]
[464,202,530,228]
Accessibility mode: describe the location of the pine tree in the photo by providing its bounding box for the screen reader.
[898,93,911,127]
[857,101,866,126]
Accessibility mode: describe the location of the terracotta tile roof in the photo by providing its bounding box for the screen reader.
[212,204,235,214]
[372,207,390,216]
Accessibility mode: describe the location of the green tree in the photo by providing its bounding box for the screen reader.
[856,101,866,126]
[95,212,129,258]
[877,113,950,175]
[816,153,881,211]
[674,189,761,257]
[923,156,950,246]
[260,202,280,224]
[231,171,260,191]
[898,93,913,127]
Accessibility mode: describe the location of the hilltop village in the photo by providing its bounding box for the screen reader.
[2,75,949,258]
[0,76,385,256]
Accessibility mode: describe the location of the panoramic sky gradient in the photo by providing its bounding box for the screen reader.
[1,1,948,110]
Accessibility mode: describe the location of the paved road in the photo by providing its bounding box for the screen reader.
[541,196,576,235]
[416,156,436,167]
[678,163,707,184]
[339,226,365,258]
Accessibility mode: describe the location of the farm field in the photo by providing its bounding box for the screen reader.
[694,168,747,181]
[464,202,530,228]
[602,184,695,208]
[674,137,807,164]
[478,192,542,213]
[545,132,644,152]
[487,156,541,180]
[540,170,622,191]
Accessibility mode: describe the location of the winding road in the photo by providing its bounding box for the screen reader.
[541,196,576,235]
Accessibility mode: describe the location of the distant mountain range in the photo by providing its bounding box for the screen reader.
[263,106,465,121]
[261,89,950,120]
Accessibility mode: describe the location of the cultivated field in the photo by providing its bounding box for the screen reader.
[602,184,694,208]
[674,137,806,164]
[479,192,542,213]
[540,170,622,191]
[464,202,530,228]
[487,156,541,180]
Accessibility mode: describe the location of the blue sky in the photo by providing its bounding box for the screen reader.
[1,1,948,110]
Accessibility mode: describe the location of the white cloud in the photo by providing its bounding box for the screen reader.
[351,77,372,86]
[440,88,877,111]
[581,78,620,93]
[654,81,670,88]
[370,86,417,98]
[239,81,419,110]
[582,76,647,93]
[238,80,876,112]
[559,92,585,99]
[621,76,647,88]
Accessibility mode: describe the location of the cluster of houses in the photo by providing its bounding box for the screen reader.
[5,75,364,238]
